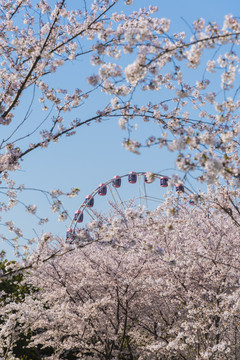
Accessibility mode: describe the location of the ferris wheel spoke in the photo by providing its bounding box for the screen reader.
[143,180,148,209]
[108,184,120,208]
[113,186,126,209]
[137,175,142,207]
[144,195,164,203]
[85,207,96,221]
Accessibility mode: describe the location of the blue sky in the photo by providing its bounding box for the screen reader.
[2,0,240,258]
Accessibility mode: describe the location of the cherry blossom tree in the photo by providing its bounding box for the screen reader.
[0,0,240,255]
[1,2,240,357]
[1,199,240,359]
[0,253,42,359]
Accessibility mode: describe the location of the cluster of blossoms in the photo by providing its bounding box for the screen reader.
[1,197,240,359]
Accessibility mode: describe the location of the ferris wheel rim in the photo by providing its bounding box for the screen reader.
[67,171,195,236]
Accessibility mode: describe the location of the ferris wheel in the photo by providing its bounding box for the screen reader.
[66,171,196,242]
